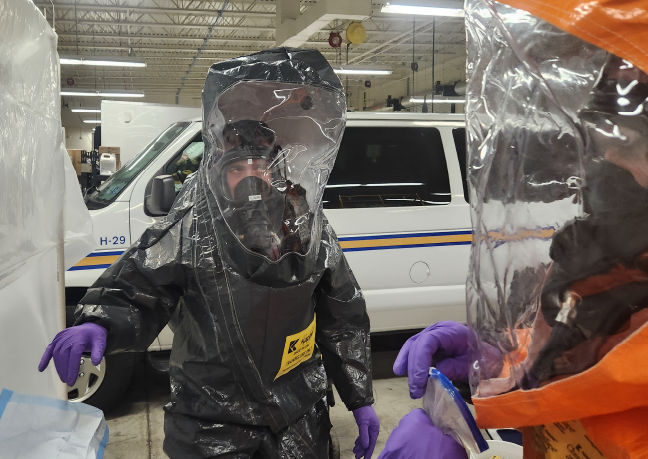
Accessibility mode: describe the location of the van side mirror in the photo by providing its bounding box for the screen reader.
[145,175,176,216]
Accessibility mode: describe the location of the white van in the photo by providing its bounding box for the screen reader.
[65,111,471,408]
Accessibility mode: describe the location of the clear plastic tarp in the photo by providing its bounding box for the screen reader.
[0,0,93,397]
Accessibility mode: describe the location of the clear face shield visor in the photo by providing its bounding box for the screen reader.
[204,81,346,261]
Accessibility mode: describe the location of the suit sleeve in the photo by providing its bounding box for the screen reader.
[74,209,191,353]
[315,222,374,410]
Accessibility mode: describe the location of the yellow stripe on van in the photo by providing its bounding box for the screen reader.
[68,251,126,271]
[339,233,473,249]
[74,255,121,267]
[339,233,473,251]
[486,227,555,245]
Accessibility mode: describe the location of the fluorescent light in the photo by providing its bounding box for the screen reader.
[60,55,146,68]
[60,58,84,65]
[381,2,464,17]
[83,59,145,67]
[61,89,145,98]
[71,108,101,113]
[326,182,424,188]
[83,119,101,124]
[366,182,424,187]
[409,96,465,104]
[61,90,100,97]
[334,68,392,76]
[326,184,362,188]
[98,91,145,98]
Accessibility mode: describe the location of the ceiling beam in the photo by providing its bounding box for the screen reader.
[34,2,276,18]
[59,35,277,44]
[52,18,273,30]
[52,18,462,36]
[57,45,464,58]
[55,30,461,41]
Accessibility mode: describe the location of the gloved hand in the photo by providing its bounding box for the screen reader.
[378,409,468,459]
[393,321,471,399]
[38,322,108,386]
[352,405,380,458]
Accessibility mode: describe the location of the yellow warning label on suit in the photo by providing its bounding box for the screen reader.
[275,316,316,380]
[527,421,606,459]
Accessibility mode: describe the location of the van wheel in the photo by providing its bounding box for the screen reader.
[67,352,138,413]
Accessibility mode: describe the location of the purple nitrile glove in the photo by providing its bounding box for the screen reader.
[38,322,107,386]
[352,405,380,458]
[393,321,471,399]
[378,409,468,459]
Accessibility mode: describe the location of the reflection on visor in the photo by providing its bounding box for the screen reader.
[582,117,646,154]
[585,78,648,116]
[223,120,276,152]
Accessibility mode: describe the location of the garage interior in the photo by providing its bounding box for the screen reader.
[23,1,468,457]
[5,0,645,456]
[33,0,467,150]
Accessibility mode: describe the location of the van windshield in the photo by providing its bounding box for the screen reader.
[85,122,190,209]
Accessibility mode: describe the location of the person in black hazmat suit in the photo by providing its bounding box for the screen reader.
[38,48,380,458]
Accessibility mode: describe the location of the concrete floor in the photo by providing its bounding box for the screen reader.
[102,350,422,458]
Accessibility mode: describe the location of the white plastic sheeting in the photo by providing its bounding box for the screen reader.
[0,388,108,458]
[0,0,94,398]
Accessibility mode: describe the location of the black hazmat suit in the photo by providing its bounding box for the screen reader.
[73,48,374,458]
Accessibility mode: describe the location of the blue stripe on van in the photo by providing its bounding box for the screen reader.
[67,250,125,271]
[338,231,473,252]
[68,264,115,271]
[337,230,472,242]
[85,251,124,257]
[342,240,472,252]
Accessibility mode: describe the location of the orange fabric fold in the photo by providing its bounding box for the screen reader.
[497,0,648,74]
[473,319,648,457]
[581,407,648,459]
[474,322,648,425]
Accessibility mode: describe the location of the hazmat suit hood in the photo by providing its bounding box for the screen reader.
[199,48,346,281]
[465,2,648,455]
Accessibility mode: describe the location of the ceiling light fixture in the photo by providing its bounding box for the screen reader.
[334,68,392,76]
[409,96,465,104]
[59,55,146,68]
[71,108,101,113]
[381,1,464,17]
[83,120,102,124]
[61,89,145,98]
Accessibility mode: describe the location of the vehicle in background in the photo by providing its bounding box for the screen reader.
[101,100,200,166]
[65,112,471,410]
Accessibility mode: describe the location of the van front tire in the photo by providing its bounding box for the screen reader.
[68,352,138,413]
